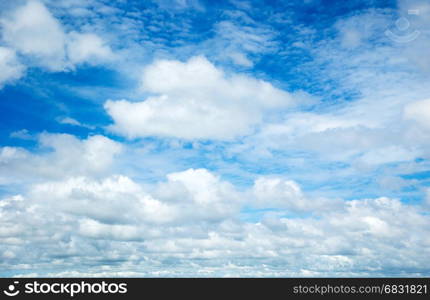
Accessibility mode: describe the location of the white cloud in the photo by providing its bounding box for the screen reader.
[78,219,142,241]
[67,31,114,65]
[2,171,429,276]
[105,56,294,140]
[0,130,429,276]
[335,11,390,49]
[29,175,146,224]
[56,117,95,129]
[252,177,343,212]
[10,129,33,140]
[23,168,241,228]
[0,0,68,71]
[38,133,122,175]
[57,117,83,126]
[156,168,242,220]
[404,99,430,129]
[356,145,419,166]
[227,52,253,67]
[208,20,278,66]
[0,133,122,183]
[0,0,113,72]
[0,47,25,88]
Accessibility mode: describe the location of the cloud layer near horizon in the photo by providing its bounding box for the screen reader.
[2,165,429,277]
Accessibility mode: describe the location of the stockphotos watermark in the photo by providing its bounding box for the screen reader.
[3,280,127,297]
[385,9,421,43]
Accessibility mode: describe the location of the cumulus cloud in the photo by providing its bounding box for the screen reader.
[154,168,242,220]
[0,133,122,183]
[252,177,342,212]
[30,175,148,225]
[27,168,241,227]
[0,0,68,71]
[105,56,294,140]
[1,167,429,276]
[1,136,428,277]
[0,0,113,72]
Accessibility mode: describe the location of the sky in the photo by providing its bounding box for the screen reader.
[0,0,430,277]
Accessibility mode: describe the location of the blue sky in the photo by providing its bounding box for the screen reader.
[1,0,430,277]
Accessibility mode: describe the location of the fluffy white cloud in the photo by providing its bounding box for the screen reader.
[25,168,241,227]
[1,168,429,276]
[0,1,68,71]
[0,133,122,183]
[252,177,342,212]
[229,83,430,176]
[105,56,294,140]
[0,0,113,72]
[30,175,146,224]
[1,129,429,276]
[0,47,25,88]
[155,168,242,220]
